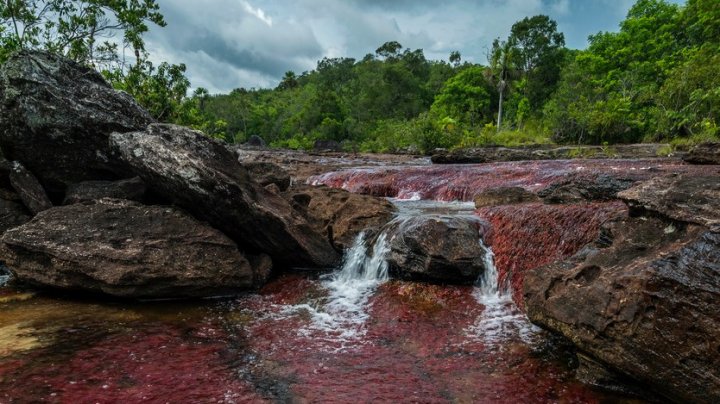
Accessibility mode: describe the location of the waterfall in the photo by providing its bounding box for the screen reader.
[330,231,390,284]
[468,240,539,345]
[276,231,391,349]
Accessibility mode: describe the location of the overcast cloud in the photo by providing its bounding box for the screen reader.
[144,0,684,93]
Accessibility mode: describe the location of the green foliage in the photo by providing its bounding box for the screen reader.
[430,66,495,127]
[0,0,165,66]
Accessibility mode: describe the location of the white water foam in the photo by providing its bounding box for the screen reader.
[275,231,390,350]
[466,241,540,346]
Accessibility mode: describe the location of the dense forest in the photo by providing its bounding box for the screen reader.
[1,0,718,153]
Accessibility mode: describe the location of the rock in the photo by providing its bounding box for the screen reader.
[313,140,342,152]
[0,198,31,235]
[432,144,673,164]
[618,174,720,227]
[384,216,487,284]
[524,214,720,403]
[473,187,539,208]
[245,135,266,148]
[8,161,52,215]
[285,185,396,251]
[110,124,339,268]
[249,253,273,288]
[683,142,720,165]
[1,199,254,298]
[62,177,146,205]
[0,51,154,192]
[241,162,291,191]
[539,174,635,204]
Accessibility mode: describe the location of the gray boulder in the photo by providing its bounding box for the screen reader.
[110,124,339,268]
[384,215,488,284]
[0,50,154,192]
[2,199,255,298]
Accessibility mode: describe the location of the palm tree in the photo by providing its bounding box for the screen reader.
[490,39,516,132]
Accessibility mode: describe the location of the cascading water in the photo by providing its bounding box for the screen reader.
[468,240,539,345]
[276,231,391,349]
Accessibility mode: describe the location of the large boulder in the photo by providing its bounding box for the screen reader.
[1,199,255,298]
[0,51,154,192]
[62,177,146,205]
[384,215,487,284]
[285,185,396,251]
[524,174,720,403]
[110,124,339,268]
[683,142,720,165]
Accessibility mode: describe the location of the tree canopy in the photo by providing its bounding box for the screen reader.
[1,0,718,153]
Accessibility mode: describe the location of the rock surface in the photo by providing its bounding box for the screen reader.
[0,198,31,234]
[7,161,52,215]
[683,142,720,165]
[1,199,254,298]
[618,174,720,227]
[62,177,146,205]
[384,216,487,284]
[473,187,539,208]
[241,162,291,191]
[524,215,720,403]
[110,124,339,268]
[0,50,154,192]
[538,174,635,204]
[285,185,396,251]
[432,144,673,164]
[525,174,720,403]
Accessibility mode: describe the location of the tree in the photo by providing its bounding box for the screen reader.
[449,50,461,67]
[0,0,165,66]
[507,15,566,108]
[277,70,298,90]
[489,38,516,131]
[375,40,402,59]
[430,66,494,128]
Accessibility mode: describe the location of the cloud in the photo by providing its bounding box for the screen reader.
[144,0,655,93]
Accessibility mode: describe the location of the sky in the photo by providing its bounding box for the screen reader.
[144,0,685,93]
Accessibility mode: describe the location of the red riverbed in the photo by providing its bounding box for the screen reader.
[309,158,716,201]
[0,278,644,403]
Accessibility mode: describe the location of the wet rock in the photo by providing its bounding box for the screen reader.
[285,185,396,251]
[110,124,339,268]
[538,174,635,204]
[0,51,154,192]
[384,216,487,284]
[8,161,52,215]
[476,202,628,307]
[473,187,539,208]
[245,135,266,148]
[62,177,146,205]
[241,162,291,191]
[683,142,720,165]
[1,199,254,298]
[618,174,720,227]
[524,214,720,403]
